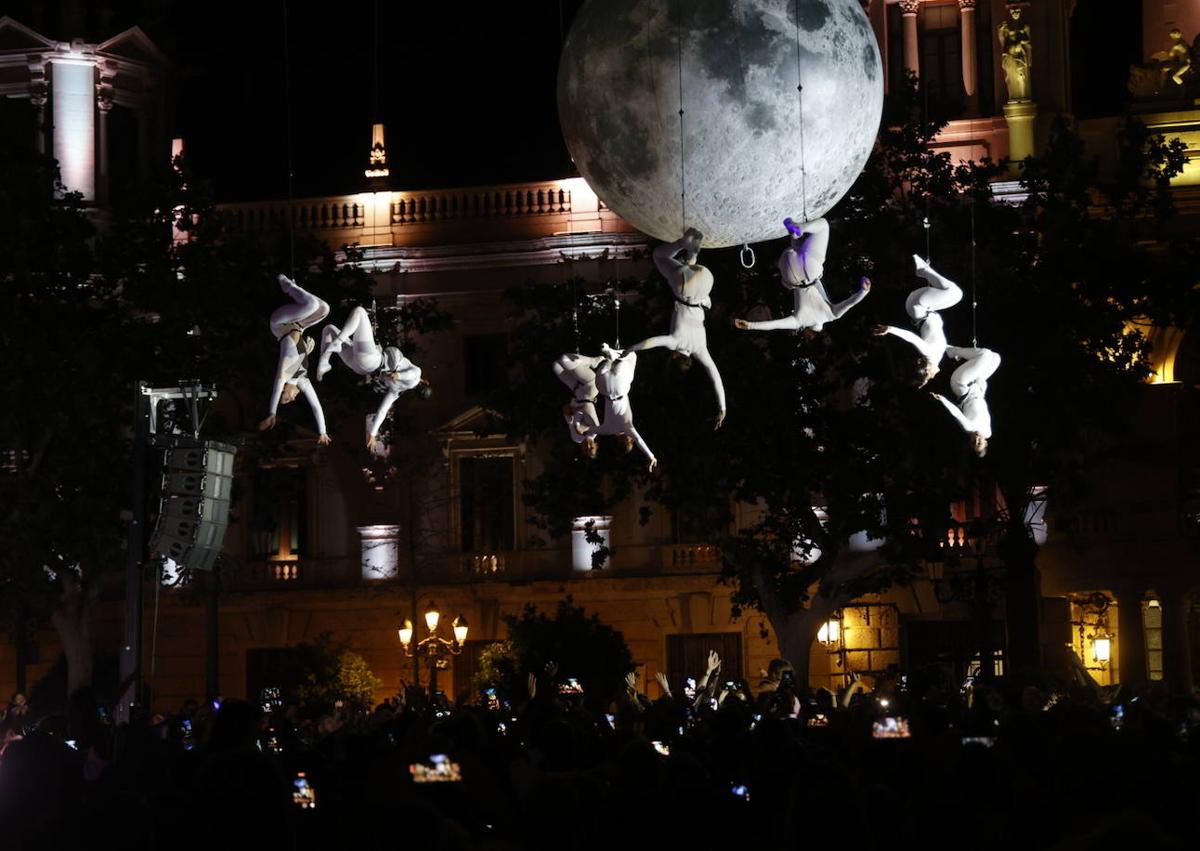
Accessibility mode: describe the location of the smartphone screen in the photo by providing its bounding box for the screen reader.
[410,753,463,783]
[292,773,316,809]
[651,741,670,756]
[872,717,911,739]
[731,783,750,801]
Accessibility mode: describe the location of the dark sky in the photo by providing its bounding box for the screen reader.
[14,1,587,201]
[166,2,588,201]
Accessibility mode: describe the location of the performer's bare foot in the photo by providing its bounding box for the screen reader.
[317,434,332,446]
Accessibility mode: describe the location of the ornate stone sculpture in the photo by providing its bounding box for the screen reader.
[998,6,1032,102]
[1129,28,1200,101]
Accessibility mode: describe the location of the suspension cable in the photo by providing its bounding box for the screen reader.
[675,0,687,232]
[794,0,808,221]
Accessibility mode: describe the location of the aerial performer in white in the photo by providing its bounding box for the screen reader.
[579,344,657,471]
[259,274,332,445]
[315,304,430,451]
[874,255,964,385]
[553,352,602,445]
[734,217,870,335]
[627,228,726,429]
[931,346,1000,457]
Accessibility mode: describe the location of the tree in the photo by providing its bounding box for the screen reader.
[491,86,1197,689]
[475,598,633,707]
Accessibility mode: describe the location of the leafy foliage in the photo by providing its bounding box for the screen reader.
[475,599,633,707]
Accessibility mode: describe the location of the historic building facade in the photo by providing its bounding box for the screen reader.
[1,2,1198,708]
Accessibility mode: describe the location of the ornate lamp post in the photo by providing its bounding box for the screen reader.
[398,602,468,696]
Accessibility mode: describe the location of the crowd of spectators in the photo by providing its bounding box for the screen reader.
[1,657,1199,850]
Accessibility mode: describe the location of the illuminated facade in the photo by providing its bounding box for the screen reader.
[1,3,1198,707]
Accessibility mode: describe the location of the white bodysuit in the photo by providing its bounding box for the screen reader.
[590,349,654,462]
[554,353,603,443]
[933,346,1000,438]
[320,305,383,376]
[880,259,963,367]
[268,276,330,434]
[742,218,867,333]
[629,236,726,414]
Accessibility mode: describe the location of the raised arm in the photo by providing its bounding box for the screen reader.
[369,389,402,439]
[932,393,980,434]
[628,426,656,471]
[878,325,935,360]
[652,237,690,279]
[295,377,329,443]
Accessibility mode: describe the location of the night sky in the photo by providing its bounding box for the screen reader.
[13,1,587,201]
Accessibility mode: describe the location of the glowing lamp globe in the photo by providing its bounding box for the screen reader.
[558,0,883,247]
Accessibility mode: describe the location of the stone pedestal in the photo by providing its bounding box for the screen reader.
[1003,100,1038,173]
[358,524,401,581]
[572,515,611,572]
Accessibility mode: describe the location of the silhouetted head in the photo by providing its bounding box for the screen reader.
[671,351,694,372]
[580,437,598,459]
[972,433,988,457]
[620,434,634,454]
[280,383,300,405]
[416,379,433,400]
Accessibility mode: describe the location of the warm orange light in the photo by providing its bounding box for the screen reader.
[453,614,469,645]
[817,620,841,647]
[425,608,440,633]
[398,619,413,646]
[1093,635,1112,664]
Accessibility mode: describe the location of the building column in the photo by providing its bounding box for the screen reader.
[898,0,921,83]
[1159,585,1194,693]
[95,62,114,207]
[1114,585,1147,688]
[28,58,48,155]
[957,0,977,97]
[49,52,97,201]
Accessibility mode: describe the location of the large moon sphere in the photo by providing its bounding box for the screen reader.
[558,0,883,248]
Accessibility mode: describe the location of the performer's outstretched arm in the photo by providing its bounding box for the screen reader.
[932,393,979,433]
[824,277,870,319]
[369,390,401,439]
[738,314,803,332]
[877,325,936,361]
[295,377,330,443]
[628,426,656,469]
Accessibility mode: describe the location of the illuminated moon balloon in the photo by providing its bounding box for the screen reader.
[558,0,883,248]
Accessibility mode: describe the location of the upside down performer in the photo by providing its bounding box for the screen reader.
[259,275,331,444]
[580,344,656,471]
[315,304,431,450]
[874,255,964,385]
[734,217,870,335]
[553,352,603,445]
[627,229,726,429]
[931,345,1000,457]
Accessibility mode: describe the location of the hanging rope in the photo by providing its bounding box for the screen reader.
[613,289,621,349]
[970,193,978,347]
[923,212,931,263]
[282,0,296,276]
[794,0,808,221]
[675,0,687,232]
[571,282,581,353]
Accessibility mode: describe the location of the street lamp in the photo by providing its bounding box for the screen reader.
[398,602,468,696]
[1092,633,1112,665]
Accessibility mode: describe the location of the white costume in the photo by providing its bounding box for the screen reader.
[368,348,423,440]
[933,346,1000,440]
[739,218,868,333]
[589,346,654,464]
[553,352,602,443]
[629,233,726,416]
[879,256,963,369]
[317,305,383,379]
[267,275,330,436]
